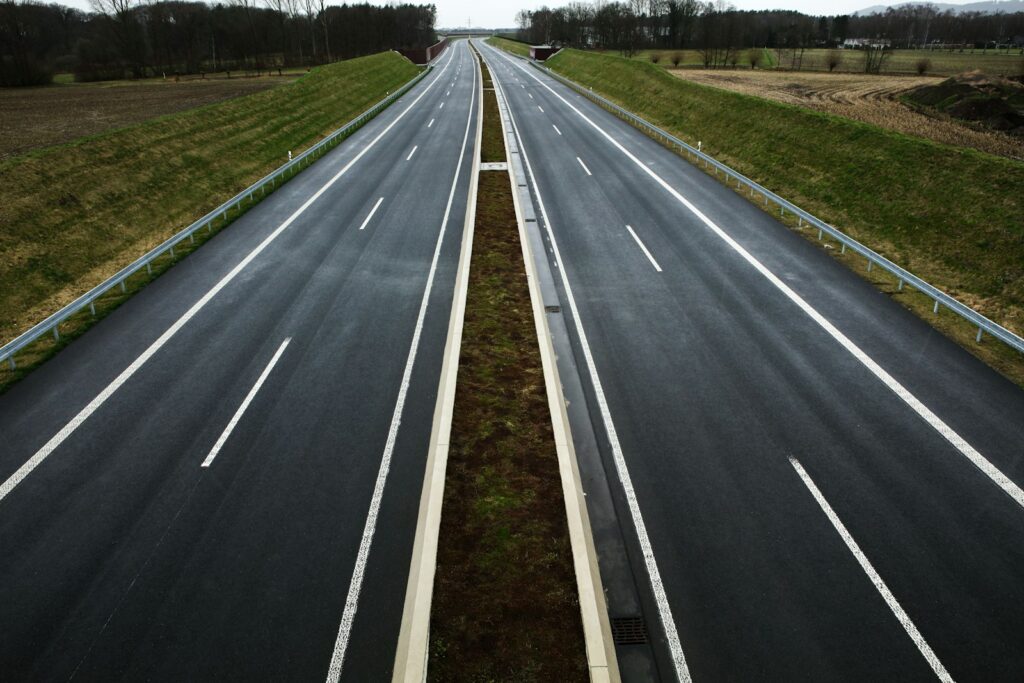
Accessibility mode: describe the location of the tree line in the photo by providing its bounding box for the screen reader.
[514,1,1024,66]
[0,0,437,86]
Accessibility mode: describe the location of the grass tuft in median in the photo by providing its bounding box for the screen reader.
[428,57,588,682]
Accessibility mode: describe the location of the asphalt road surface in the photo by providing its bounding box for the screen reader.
[0,41,478,682]
[477,39,1024,683]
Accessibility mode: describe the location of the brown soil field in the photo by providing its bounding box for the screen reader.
[669,69,1024,160]
[0,75,298,161]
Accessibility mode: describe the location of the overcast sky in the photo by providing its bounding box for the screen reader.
[433,0,987,27]
[55,0,992,27]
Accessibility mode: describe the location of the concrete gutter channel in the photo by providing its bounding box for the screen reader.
[480,40,675,681]
[393,41,623,682]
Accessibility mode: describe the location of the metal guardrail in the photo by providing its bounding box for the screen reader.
[529,59,1024,355]
[1,65,433,370]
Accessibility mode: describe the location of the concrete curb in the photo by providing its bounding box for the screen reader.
[479,40,621,683]
[390,44,483,683]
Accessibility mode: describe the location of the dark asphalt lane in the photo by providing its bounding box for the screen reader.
[0,41,478,681]
[479,40,1024,682]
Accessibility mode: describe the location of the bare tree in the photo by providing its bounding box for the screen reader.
[747,48,761,69]
[827,50,842,71]
[89,0,143,76]
[315,0,330,63]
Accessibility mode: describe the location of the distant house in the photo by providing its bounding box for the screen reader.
[842,38,892,49]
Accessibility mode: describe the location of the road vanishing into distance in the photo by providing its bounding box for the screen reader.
[474,39,1024,683]
[1,34,1023,683]
[0,41,478,681]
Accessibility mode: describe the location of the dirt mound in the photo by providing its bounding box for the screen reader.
[907,71,1024,136]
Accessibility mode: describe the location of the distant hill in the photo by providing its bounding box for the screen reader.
[855,0,1024,14]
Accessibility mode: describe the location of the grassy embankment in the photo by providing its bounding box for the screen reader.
[492,43,1024,385]
[489,36,531,58]
[0,51,420,391]
[428,55,588,681]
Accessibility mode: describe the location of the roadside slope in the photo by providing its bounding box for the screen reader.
[538,48,1024,375]
[0,51,420,347]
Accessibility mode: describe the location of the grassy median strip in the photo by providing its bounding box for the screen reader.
[428,58,588,681]
[497,44,1024,385]
[0,51,420,392]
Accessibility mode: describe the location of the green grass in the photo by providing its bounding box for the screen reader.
[544,49,1024,382]
[0,51,420,358]
[488,36,531,58]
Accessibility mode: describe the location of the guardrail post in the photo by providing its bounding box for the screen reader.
[189,233,195,245]
[170,245,175,258]
[7,356,15,370]
[818,229,823,240]
[147,263,153,275]
[840,244,846,254]
[120,280,127,293]
[89,302,96,316]
[867,260,873,272]
[977,327,984,343]
[933,300,940,314]
[898,280,904,291]
[798,216,803,226]
[52,325,60,342]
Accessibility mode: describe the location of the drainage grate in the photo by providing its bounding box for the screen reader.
[610,616,648,645]
[545,305,561,313]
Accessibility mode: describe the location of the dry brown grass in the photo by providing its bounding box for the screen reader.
[669,69,1024,160]
[0,75,297,161]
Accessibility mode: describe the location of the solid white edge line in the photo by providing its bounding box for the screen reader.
[201,338,291,468]
[406,145,418,161]
[626,225,663,273]
[503,48,1024,511]
[0,48,458,506]
[480,41,693,683]
[577,156,593,176]
[390,42,481,683]
[553,124,562,135]
[357,197,385,231]
[486,43,619,682]
[324,41,478,683]
[789,457,955,682]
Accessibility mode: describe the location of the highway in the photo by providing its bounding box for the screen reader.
[0,41,478,681]
[477,39,1024,682]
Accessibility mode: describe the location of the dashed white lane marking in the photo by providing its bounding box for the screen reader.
[538,106,544,113]
[323,48,479,683]
[428,118,435,128]
[406,145,418,161]
[503,46,1024,512]
[789,457,955,682]
[482,43,693,682]
[553,124,562,135]
[0,47,458,506]
[626,225,662,272]
[201,338,291,468]
[439,101,445,109]
[357,197,384,231]
[577,156,592,176]
[528,92,534,99]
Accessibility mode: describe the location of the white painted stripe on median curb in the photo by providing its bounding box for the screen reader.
[577,157,592,176]
[391,43,482,683]
[789,457,955,682]
[0,48,458,507]
[480,40,692,683]
[406,145,418,161]
[502,47,1024,512]
[626,225,662,273]
[358,198,384,231]
[553,124,562,135]
[201,338,290,468]
[324,46,478,683]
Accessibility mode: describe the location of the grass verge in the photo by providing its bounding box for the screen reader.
[428,57,588,681]
[536,48,1024,386]
[0,51,420,393]
[489,36,531,59]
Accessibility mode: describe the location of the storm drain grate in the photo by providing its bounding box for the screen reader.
[610,616,648,645]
